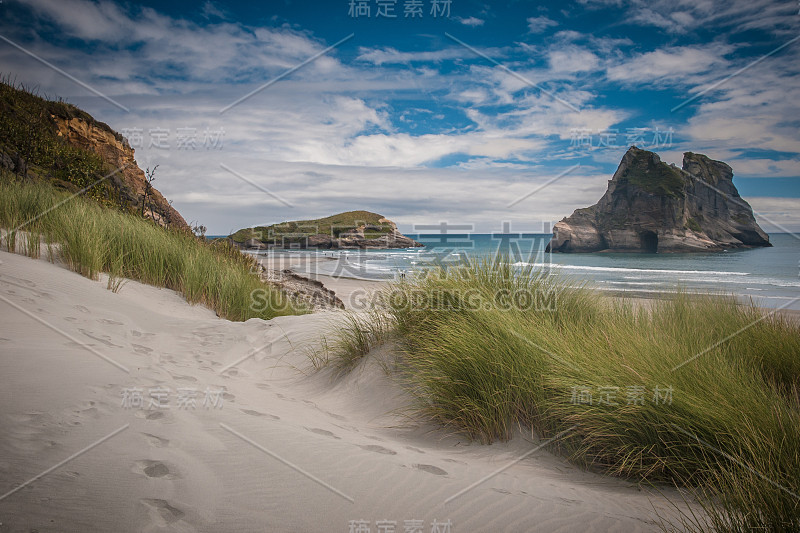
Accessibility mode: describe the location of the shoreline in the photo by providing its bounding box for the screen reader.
[255,251,800,322]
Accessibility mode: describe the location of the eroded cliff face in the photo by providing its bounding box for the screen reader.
[546,147,770,253]
[52,116,188,230]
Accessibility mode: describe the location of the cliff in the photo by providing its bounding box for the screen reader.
[52,116,187,229]
[229,211,423,250]
[0,80,187,230]
[546,147,771,253]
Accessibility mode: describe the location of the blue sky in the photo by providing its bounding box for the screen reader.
[1,0,798,233]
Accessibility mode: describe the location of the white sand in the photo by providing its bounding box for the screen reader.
[0,250,688,532]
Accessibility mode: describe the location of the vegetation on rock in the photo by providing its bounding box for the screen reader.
[0,77,185,228]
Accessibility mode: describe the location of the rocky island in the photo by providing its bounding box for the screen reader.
[546,146,771,253]
[229,210,423,250]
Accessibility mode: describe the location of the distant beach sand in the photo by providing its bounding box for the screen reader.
[1,249,697,531]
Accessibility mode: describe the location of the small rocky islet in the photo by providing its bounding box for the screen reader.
[229,210,423,250]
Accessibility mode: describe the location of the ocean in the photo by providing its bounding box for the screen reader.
[241,233,800,311]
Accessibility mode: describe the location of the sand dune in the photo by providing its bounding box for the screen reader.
[0,250,687,532]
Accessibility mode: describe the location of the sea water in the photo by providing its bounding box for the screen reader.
[247,233,800,311]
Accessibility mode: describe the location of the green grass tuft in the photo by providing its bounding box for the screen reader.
[308,310,394,374]
[0,177,303,321]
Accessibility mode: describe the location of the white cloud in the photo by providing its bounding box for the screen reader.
[355,46,471,65]
[527,16,558,34]
[201,1,228,20]
[21,0,340,91]
[548,48,600,73]
[456,16,485,27]
[584,0,797,38]
[679,46,800,156]
[629,8,694,34]
[726,159,800,179]
[606,44,732,84]
[747,197,800,232]
[25,0,131,42]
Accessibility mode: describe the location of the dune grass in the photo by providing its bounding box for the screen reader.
[317,257,800,531]
[307,310,394,375]
[0,177,302,320]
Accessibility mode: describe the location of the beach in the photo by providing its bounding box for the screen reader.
[2,3,798,528]
[0,249,687,532]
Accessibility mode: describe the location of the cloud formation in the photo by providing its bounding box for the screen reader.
[1,0,797,233]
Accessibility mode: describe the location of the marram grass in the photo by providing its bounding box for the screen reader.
[0,177,302,320]
[317,257,800,531]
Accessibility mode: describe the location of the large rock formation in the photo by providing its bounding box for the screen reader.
[52,116,188,229]
[546,147,771,253]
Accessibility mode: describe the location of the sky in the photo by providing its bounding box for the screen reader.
[0,0,798,234]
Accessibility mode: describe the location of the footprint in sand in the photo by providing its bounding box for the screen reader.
[275,393,297,402]
[131,344,153,355]
[413,464,448,476]
[134,460,177,479]
[74,305,91,313]
[79,329,123,348]
[359,444,397,455]
[171,374,198,383]
[255,383,271,390]
[64,316,77,322]
[99,318,124,326]
[142,433,170,448]
[135,410,169,421]
[305,427,340,440]
[240,409,280,420]
[72,406,100,420]
[5,275,35,287]
[406,446,425,454]
[140,499,185,525]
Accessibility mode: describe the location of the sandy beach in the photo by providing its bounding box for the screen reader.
[0,249,688,532]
